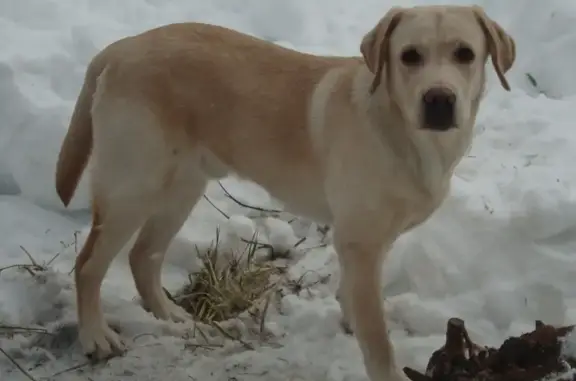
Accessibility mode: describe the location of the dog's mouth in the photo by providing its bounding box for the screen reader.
[421,121,458,131]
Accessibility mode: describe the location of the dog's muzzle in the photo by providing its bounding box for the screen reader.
[421,87,456,131]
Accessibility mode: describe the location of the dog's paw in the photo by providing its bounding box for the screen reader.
[163,300,191,323]
[149,297,191,323]
[79,323,126,362]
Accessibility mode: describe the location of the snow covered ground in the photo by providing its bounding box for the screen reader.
[2,0,576,380]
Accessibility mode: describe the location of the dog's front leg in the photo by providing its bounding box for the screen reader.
[333,220,408,381]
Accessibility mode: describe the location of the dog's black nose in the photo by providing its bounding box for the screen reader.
[421,87,456,131]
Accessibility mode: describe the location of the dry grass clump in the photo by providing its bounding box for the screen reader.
[172,231,284,325]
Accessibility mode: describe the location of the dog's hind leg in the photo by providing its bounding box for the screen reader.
[75,193,151,360]
[75,93,189,360]
[128,167,207,322]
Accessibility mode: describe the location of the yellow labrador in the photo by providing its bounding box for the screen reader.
[54,4,515,381]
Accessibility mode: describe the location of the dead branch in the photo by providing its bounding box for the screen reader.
[218,181,283,214]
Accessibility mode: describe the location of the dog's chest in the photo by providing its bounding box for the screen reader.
[225,154,332,224]
[403,188,448,232]
[265,180,332,224]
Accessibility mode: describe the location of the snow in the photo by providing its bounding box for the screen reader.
[1,0,576,380]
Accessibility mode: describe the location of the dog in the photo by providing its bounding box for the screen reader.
[54,4,515,380]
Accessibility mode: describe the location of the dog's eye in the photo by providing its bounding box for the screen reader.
[400,48,423,66]
[453,46,475,64]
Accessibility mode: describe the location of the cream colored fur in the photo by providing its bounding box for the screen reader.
[54,4,515,381]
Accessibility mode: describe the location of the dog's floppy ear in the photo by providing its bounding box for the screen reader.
[360,7,404,94]
[472,6,516,91]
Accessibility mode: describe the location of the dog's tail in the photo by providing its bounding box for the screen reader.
[55,53,107,207]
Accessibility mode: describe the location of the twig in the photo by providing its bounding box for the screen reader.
[292,236,306,249]
[0,264,39,277]
[301,243,328,252]
[73,230,80,254]
[49,361,92,378]
[259,293,272,336]
[0,347,38,381]
[0,325,51,335]
[218,181,282,214]
[192,323,211,344]
[240,238,273,249]
[19,246,40,268]
[0,246,46,277]
[184,341,223,355]
[210,321,254,350]
[132,332,159,343]
[203,195,230,219]
[45,251,61,268]
[185,342,223,350]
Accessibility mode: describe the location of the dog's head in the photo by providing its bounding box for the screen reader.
[361,5,515,131]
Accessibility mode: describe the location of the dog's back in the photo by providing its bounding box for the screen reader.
[56,22,360,213]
